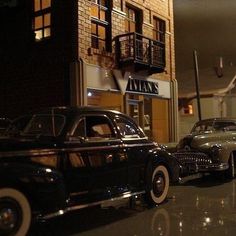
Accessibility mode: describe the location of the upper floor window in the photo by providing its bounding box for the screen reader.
[91,0,111,51]
[125,6,136,33]
[33,0,52,41]
[125,5,142,34]
[153,17,165,43]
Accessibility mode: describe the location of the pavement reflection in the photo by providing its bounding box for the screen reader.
[29,175,236,236]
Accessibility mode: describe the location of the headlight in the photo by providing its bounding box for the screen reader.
[210,145,221,162]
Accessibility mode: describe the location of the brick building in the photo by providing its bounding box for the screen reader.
[0,0,177,143]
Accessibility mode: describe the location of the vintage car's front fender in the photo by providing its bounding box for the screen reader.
[198,140,236,163]
[148,146,181,183]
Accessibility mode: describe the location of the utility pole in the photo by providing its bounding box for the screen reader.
[193,50,202,121]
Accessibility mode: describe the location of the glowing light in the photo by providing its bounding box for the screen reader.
[88,92,93,97]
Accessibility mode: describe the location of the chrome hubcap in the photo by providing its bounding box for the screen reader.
[153,173,165,197]
[0,208,17,230]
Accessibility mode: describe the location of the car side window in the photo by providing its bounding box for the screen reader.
[73,115,115,139]
[115,116,144,138]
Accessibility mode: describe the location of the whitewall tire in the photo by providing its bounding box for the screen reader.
[0,188,31,236]
[146,165,170,205]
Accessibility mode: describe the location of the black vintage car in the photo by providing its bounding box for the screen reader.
[0,107,180,236]
[0,118,11,136]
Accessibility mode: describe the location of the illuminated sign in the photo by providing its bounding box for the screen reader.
[126,78,159,95]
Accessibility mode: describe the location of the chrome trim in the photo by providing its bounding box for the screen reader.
[197,163,229,172]
[64,144,122,152]
[0,142,155,158]
[122,143,154,148]
[37,190,145,221]
[0,149,59,158]
[70,191,89,196]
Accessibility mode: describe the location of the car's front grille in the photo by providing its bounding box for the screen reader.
[173,152,212,165]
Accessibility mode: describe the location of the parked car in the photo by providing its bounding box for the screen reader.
[174,118,236,178]
[0,106,180,236]
[0,117,11,135]
[3,114,32,137]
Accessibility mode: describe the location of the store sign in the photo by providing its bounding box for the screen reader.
[127,78,159,95]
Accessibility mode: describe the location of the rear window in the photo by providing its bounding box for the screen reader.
[23,114,65,136]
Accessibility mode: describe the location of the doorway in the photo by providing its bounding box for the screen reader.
[125,94,152,137]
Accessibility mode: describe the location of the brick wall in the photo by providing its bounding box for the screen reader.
[0,1,77,118]
[78,0,175,82]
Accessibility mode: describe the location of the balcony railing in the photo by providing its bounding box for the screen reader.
[113,32,165,74]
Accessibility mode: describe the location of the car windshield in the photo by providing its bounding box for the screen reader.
[22,114,65,137]
[191,120,236,134]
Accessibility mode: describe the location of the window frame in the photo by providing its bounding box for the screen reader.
[90,0,112,52]
[115,115,146,139]
[125,4,142,34]
[153,16,165,44]
[71,114,117,141]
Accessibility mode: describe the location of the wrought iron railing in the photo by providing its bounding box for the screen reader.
[113,32,165,72]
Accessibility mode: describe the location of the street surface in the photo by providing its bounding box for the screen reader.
[29,174,236,236]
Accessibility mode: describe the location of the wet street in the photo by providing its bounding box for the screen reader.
[29,175,236,236]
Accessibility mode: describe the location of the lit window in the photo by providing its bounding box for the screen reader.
[183,104,194,115]
[33,0,51,41]
[91,0,111,51]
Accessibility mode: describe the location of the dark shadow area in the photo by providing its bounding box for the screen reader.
[178,173,233,188]
[28,203,147,236]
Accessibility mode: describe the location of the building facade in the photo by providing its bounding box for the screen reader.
[0,0,177,143]
[76,0,177,143]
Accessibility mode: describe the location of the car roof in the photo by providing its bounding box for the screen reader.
[195,118,236,124]
[33,106,126,117]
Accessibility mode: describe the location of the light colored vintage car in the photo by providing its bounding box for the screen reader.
[174,118,236,179]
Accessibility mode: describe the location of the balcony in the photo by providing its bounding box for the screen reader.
[113,32,165,74]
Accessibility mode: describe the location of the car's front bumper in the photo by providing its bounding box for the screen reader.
[173,151,229,177]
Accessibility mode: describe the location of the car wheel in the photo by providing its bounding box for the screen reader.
[0,188,31,236]
[226,152,235,179]
[145,164,170,205]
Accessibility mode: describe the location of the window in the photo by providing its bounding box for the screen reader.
[33,0,52,41]
[125,6,136,33]
[23,114,65,136]
[73,115,115,139]
[153,17,165,43]
[115,116,145,138]
[91,0,111,51]
[182,104,194,115]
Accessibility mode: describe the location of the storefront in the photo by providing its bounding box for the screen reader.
[81,61,176,143]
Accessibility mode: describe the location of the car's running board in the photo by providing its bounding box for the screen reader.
[37,190,145,221]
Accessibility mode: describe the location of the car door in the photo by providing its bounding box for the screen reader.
[114,115,153,190]
[63,114,128,202]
